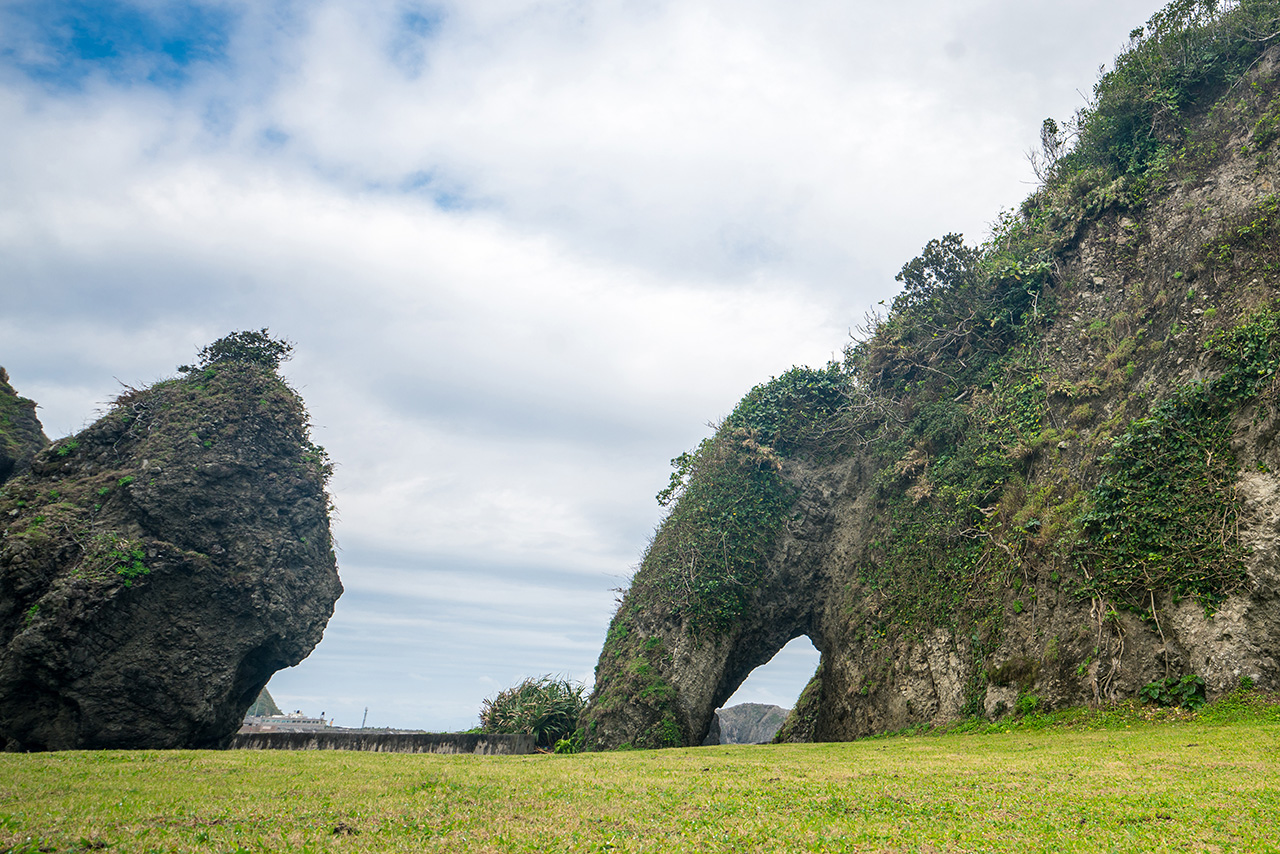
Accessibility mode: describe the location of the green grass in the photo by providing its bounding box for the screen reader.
[2,698,1279,853]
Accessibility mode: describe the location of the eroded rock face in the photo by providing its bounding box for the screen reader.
[588,378,1280,748]
[0,363,341,750]
[0,368,47,486]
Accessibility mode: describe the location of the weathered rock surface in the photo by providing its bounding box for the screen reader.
[714,702,788,744]
[583,37,1280,749]
[0,362,341,750]
[0,368,47,486]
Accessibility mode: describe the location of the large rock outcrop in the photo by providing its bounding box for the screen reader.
[0,358,342,750]
[583,9,1280,749]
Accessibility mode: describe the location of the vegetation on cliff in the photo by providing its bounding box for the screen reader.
[586,0,1280,749]
[0,368,47,486]
[639,364,847,635]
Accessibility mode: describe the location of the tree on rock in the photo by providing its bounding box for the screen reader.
[181,328,293,373]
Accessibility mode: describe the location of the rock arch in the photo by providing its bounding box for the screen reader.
[582,40,1280,751]
[580,460,848,750]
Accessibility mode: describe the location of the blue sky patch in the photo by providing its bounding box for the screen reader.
[1,0,237,90]
[400,169,473,212]
[258,126,290,149]
[388,5,445,78]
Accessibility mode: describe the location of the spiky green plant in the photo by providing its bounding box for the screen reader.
[478,676,586,749]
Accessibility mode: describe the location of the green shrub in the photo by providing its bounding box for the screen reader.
[1139,674,1207,710]
[479,676,586,749]
[1204,195,1280,275]
[854,233,1050,394]
[180,329,293,374]
[1252,95,1280,148]
[1055,0,1280,187]
[111,544,148,585]
[1015,692,1042,716]
[839,230,1055,632]
[1068,403,1094,425]
[725,364,849,455]
[1079,383,1244,612]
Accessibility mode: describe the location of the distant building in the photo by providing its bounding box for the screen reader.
[239,711,331,733]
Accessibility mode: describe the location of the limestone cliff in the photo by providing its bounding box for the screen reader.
[0,342,341,750]
[583,1,1280,749]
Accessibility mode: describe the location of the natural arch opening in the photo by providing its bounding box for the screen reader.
[712,635,820,744]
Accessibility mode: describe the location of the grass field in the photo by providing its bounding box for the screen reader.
[2,695,1279,853]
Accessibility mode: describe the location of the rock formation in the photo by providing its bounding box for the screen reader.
[0,368,47,486]
[583,6,1280,749]
[0,348,341,750]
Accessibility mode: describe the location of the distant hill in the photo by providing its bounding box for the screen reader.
[716,703,788,744]
[246,688,283,717]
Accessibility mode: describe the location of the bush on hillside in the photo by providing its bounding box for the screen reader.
[1048,0,1280,187]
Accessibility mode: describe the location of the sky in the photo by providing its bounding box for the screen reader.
[0,0,1170,731]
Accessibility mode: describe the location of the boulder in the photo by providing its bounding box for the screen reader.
[0,361,341,750]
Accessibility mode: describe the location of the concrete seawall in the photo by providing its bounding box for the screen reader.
[230,731,535,755]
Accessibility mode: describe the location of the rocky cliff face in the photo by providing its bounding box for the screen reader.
[0,357,341,750]
[583,6,1280,750]
[0,368,47,486]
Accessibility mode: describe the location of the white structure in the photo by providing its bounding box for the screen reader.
[240,711,331,733]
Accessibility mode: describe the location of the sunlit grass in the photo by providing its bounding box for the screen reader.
[2,695,1278,852]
